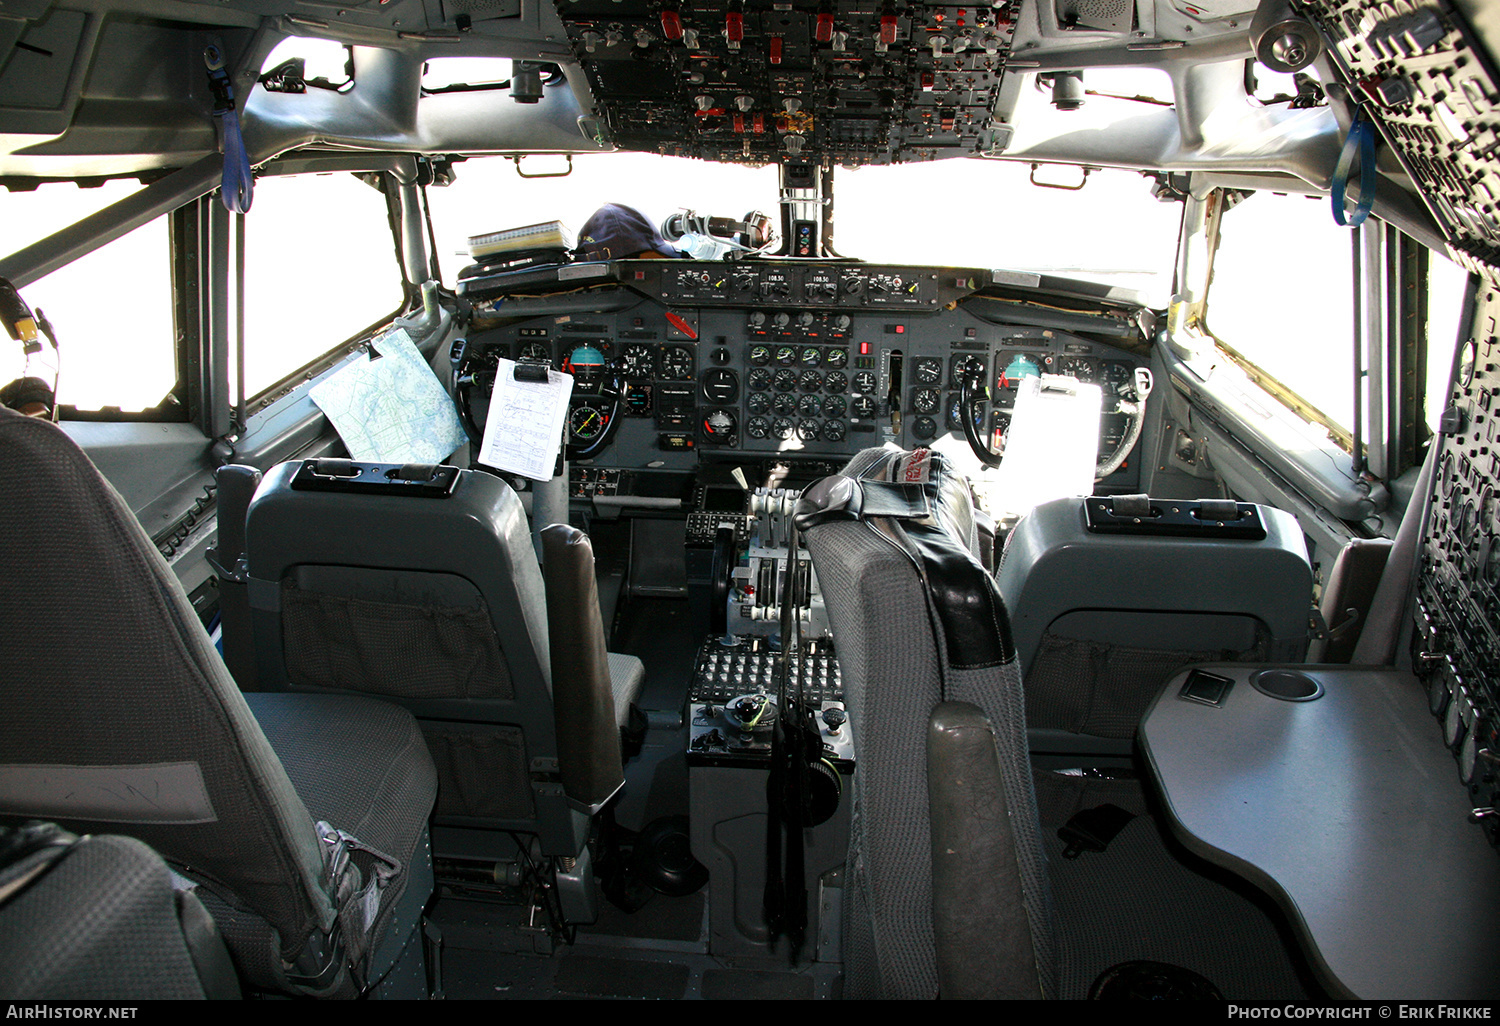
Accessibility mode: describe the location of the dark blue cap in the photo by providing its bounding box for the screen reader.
[576,203,683,260]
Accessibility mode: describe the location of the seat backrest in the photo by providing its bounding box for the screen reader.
[242,459,620,854]
[0,410,337,973]
[797,446,1055,1000]
[997,496,1313,746]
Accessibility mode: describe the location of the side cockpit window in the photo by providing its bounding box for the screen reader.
[240,173,405,402]
[0,181,176,417]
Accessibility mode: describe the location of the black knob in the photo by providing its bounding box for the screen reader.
[822,706,847,732]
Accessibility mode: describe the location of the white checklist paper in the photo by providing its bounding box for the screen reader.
[478,359,574,480]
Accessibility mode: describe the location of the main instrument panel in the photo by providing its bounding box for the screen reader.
[456,260,1151,496]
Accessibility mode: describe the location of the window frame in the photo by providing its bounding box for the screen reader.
[1199,188,1442,483]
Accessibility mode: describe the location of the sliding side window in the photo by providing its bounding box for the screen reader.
[1204,190,1356,445]
[240,173,404,400]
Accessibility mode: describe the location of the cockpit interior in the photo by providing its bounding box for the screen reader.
[1,0,1498,1003]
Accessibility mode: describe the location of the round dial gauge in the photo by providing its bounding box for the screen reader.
[915,358,943,385]
[1061,357,1095,382]
[659,345,694,379]
[822,395,847,419]
[568,403,609,441]
[822,420,847,442]
[773,368,799,392]
[948,395,985,431]
[798,420,821,441]
[620,344,655,378]
[1461,722,1486,785]
[824,371,848,394]
[748,368,772,392]
[746,417,770,439]
[773,392,798,415]
[771,418,794,440]
[911,416,937,441]
[798,394,822,418]
[748,344,773,366]
[824,348,849,369]
[800,370,823,393]
[701,368,739,403]
[1486,537,1500,590]
[1102,361,1134,390]
[951,354,986,388]
[775,345,798,366]
[851,396,877,419]
[800,346,822,367]
[1445,691,1469,749]
[912,388,940,414]
[853,371,877,395]
[747,392,771,415]
[519,342,550,364]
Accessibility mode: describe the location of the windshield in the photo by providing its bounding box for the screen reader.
[425,154,779,282]
[835,160,1180,305]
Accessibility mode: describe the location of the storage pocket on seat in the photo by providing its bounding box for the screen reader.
[281,582,513,700]
[421,723,535,820]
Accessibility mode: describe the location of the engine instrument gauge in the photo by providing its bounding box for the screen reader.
[800,346,822,367]
[519,342,550,364]
[771,418,794,440]
[798,420,821,441]
[798,394,822,417]
[748,344,772,366]
[853,371,877,394]
[748,368,772,392]
[822,420,847,442]
[775,345,798,366]
[747,392,771,415]
[746,417,770,439]
[773,368,799,392]
[824,348,849,369]
[800,370,823,393]
[773,392,798,415]
[822,395,847,419]
[824,371,848,394]
[851,396,877,418]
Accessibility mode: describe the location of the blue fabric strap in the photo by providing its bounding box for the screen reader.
[1331,115,1375,227]
[205,45,253,214]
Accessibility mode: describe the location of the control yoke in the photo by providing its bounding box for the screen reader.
[958,365,1154,480]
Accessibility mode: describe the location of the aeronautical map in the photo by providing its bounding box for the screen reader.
[309,327,467,464]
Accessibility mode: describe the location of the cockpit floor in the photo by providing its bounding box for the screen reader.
[1035,770,1322,1000]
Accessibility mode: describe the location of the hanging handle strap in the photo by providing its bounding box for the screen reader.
[205,44,253,214]
[1331,113,1376,227]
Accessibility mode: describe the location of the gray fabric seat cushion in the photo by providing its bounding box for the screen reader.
[607,652,645,728]
[196,693,436,994]
[0,833,235,1000]
[246,693,436,888]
